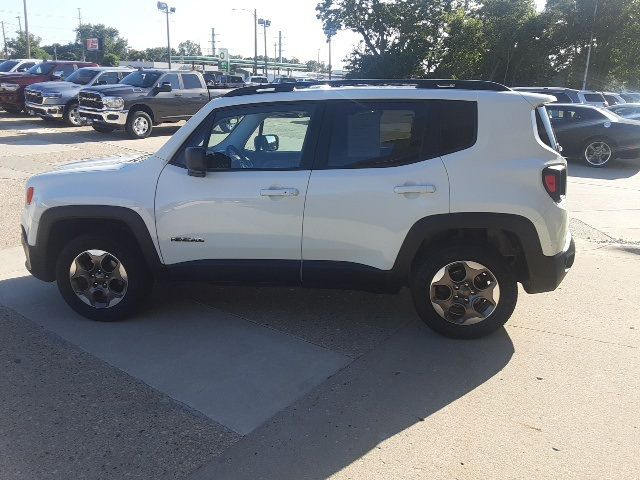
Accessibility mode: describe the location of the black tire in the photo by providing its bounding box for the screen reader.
[55,234,152,321]
[582,137,615,168]
[3,106,22,114]
[125,110,153,139]
[63,101,83,127]
[410,244,518,339]
[92,124,116,133]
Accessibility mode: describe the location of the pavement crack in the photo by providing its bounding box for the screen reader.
[508,324,637,349]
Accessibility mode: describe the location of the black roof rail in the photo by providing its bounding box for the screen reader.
[224,78,510,97]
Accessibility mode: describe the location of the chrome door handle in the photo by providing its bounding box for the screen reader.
[260,188,299,197]
[394,185,436,194]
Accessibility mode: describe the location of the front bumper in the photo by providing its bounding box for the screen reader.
[78,106,128,126]
[21,226,53,282]
[523,235,575,294]
[25,101,64,119]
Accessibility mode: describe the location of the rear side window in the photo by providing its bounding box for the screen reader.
[181,73,202,89]
[584,93,605,102]
[535,107,557,150]
[603,94,619,105]
[550,92,572,103]
[437,100,477,156]
[327,102,426,168]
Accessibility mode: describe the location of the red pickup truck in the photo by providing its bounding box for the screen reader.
[0,60,97,113]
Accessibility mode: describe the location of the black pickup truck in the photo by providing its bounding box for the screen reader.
[78,69,227,138]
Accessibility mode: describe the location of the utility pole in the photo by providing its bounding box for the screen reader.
[278,30,282,63]
[78,8,85,61]
[258,18,271,76]
[582,0,599,90]
[16,16,22,35]
[253,9,257,75]
[210,28,216,56]
[23,0,30,58]
[1,21,7,57]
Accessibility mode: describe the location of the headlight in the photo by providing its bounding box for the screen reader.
[1,83,20,92]
[102,96,124,110]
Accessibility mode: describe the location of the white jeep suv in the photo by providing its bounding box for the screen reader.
[21,80,575,339]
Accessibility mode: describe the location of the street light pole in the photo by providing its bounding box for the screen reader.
[157,2,176,69]
[582,0,598,90]
[23,0,30,58]
[324,27,337,80]
[258,18,271,76]
[232,8,258,75]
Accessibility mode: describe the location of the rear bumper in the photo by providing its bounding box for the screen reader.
[25,101,64,119]
[78,107,128,126]
[21,226,53,282]
[523,235,575,294]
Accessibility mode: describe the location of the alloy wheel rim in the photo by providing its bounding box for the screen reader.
[585,142,612,165]
[69,249,128,308]
[429,260,500,325]
[133,117,149,135]
[69,107,82,126]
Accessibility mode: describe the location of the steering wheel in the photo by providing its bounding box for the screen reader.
[225,145,253,169]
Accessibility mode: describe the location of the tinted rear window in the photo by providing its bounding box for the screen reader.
[584,93,605,102]
[438,100,477,156]
[551,93,572,103]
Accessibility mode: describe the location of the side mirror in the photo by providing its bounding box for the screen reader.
[186,147,207,177]
[156,82,172,93]
[254,134,279,152]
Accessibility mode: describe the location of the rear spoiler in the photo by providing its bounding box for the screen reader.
[514,92,557,108]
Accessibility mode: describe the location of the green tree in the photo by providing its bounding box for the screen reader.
[177,40,202,56]
[102,53,120,66]
[42,42,82,61]
[7,31,50,59]
[75,24,128,64]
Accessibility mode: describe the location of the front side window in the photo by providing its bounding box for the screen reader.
[120,71,162,87]
[174,104,317,170]
[162,74,180,90]
[53,64,76,79]
[66,69,99,85]
[327,102,425,168]
[27,63,56,75]
[95,71,120,85]
[181,73,201,89]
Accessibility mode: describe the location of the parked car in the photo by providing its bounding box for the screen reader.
[25,67,134,126]
[0,58,41,75]
[21,79,574,339]
[203,73,245,89]
[512,87,580,103]
[0,61,97,113]
[78,69,220,138]
[608,103,640,121]
[577,90,608,107]
[620,92,640,103]
[271,77,297,84]
[601,92,626,106]
[546,103,640,167]
[246,75,268,86]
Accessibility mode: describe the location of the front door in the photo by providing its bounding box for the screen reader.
[155,102,321,282]
[153,73,184,120]
[180,72,209,115]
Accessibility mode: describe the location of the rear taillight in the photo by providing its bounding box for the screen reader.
[26,187,34,205]
[542,166,566,203]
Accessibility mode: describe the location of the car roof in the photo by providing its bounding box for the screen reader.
[547,103,598,109]
[78,66,134,71]
[513,86,578,92]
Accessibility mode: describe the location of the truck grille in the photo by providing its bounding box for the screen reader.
[25,90,43,104]
[78,91,104,110]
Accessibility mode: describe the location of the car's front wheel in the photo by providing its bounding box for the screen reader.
[125,110,153,139]
[410,244,518,339]
[583,138,615,167]
[63,102,84,127]
[55,234,152,321]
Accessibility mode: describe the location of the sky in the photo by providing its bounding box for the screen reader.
[1,0,548,68]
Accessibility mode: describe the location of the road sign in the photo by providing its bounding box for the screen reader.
[219,48,230,73]
[86,38,99,51]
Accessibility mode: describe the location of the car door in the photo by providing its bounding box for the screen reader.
[301,99,451,281]
[153,73,183,120]
[180,72,209,115]
[154,101,321,282]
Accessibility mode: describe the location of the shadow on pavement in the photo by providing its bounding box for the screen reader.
[191,319,514,480]
[568,157,640,180]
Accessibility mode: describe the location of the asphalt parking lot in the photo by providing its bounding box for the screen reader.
[0,111,639,480]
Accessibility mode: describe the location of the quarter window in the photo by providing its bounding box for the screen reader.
[181,73,202,89]
[437,100,477,156]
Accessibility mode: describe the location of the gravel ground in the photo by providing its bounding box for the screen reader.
[0,306,239,480]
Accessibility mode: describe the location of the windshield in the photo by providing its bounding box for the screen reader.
[0,60,19,72]
[120,71,162,87]
[26,63,56,75]
[65,69,99,85]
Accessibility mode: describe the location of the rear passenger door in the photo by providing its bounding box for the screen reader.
[301,100,451,279]
[180,73,209,115]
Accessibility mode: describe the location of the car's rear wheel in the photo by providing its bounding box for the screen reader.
[92,124,116,133]
[55,234,152,321]
[583,138,614,167]
[125,110,153,139]
[410,244,518,339]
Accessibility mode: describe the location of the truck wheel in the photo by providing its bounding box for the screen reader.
[55,234,152,321]
[125,110,153,139]
[3,106,22,114]
[63,102,83,127]
[92,124,116,133]
[410,244,518,339]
